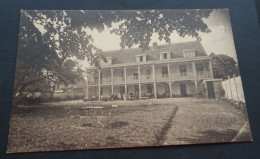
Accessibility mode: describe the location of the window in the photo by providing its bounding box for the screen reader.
[134,71,138,80]
[160,52,170,60]
[163,53,168,59]
[179,65,187,76]
[196,63,204,72]
[183,50,195,58]
[121,71,125,81]
[213,67,220,78]
[211,59,217,65]
[136,55,146,62]
[140,56,143,62]
[161,66,168,78]
[146,69,151,79]
[95,77,98,84]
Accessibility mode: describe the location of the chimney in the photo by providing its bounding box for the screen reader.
[153,42,158,49]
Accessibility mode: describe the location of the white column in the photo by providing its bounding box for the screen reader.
[85,74,89,99]
[153,64,157,99]
[111,68,114,95]
[192,61,198,89]
[205,81,209,99]
[234,76,239,102]
[167,63,172,98]
[98,69,101,101]
[124,66,127,96]
[138,65,141,99]
[209,59,214,78]
[228,76,233,99]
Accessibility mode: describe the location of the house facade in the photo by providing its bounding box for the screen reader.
[86,41,215,101]
[210,53,238,79]
[52,79,87,93]
[51,78,87,100]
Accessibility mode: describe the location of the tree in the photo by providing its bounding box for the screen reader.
[14,9,212,96]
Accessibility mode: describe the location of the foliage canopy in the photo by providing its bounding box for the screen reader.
[15,9,212,94]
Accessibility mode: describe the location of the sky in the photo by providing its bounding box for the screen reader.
[86,9,238,61]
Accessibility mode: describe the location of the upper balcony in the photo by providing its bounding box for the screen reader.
[86,57,213,85]
[88,70,212,86]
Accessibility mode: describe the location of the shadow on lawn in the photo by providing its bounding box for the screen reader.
[108,121,129,129]
[177,129,238,143]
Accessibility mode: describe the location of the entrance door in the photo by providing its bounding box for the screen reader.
[180,82,187,97]
[206,81,215,99]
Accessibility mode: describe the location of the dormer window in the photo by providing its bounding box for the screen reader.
[136,54,147,62]
[160,52,171,60]
[183,49,196,58]
[100,57,113,66]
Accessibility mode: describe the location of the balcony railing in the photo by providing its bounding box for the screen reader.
[196,71,212,79]
[140,75,154,83]
[88,80,98,85]
[155,74,169,81]
[88,71,212,85]
[101,78,112,85]
[173,72,195,80]
[113,77,125,84]
[126,75,139,83]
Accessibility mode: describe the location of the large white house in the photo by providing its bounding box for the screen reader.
[86,41,219,101]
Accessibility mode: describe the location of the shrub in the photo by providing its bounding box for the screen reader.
[194,84,207,99]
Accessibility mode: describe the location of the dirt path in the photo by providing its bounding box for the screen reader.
[164,99,252,145]
[155,105,179,145]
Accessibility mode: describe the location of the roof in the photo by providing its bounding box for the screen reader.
[210,53,237,64]
[102,41,208,64]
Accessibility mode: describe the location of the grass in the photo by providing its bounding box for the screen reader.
[7,98,252,153]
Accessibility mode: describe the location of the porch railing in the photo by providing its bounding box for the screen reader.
[88,71,212,85]
[173,72,195,80]
[126,75,139,83]
[196,71,212,79]
[113,77,125,84]
[101,78,112,85]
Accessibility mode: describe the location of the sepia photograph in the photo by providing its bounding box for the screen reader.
[7,9,252,153]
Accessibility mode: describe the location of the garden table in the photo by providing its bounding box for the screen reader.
[79,106,106,127]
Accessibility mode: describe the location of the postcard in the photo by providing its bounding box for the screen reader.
[7,9,252,153]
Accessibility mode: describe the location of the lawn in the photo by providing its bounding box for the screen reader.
[7,98,252,153]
